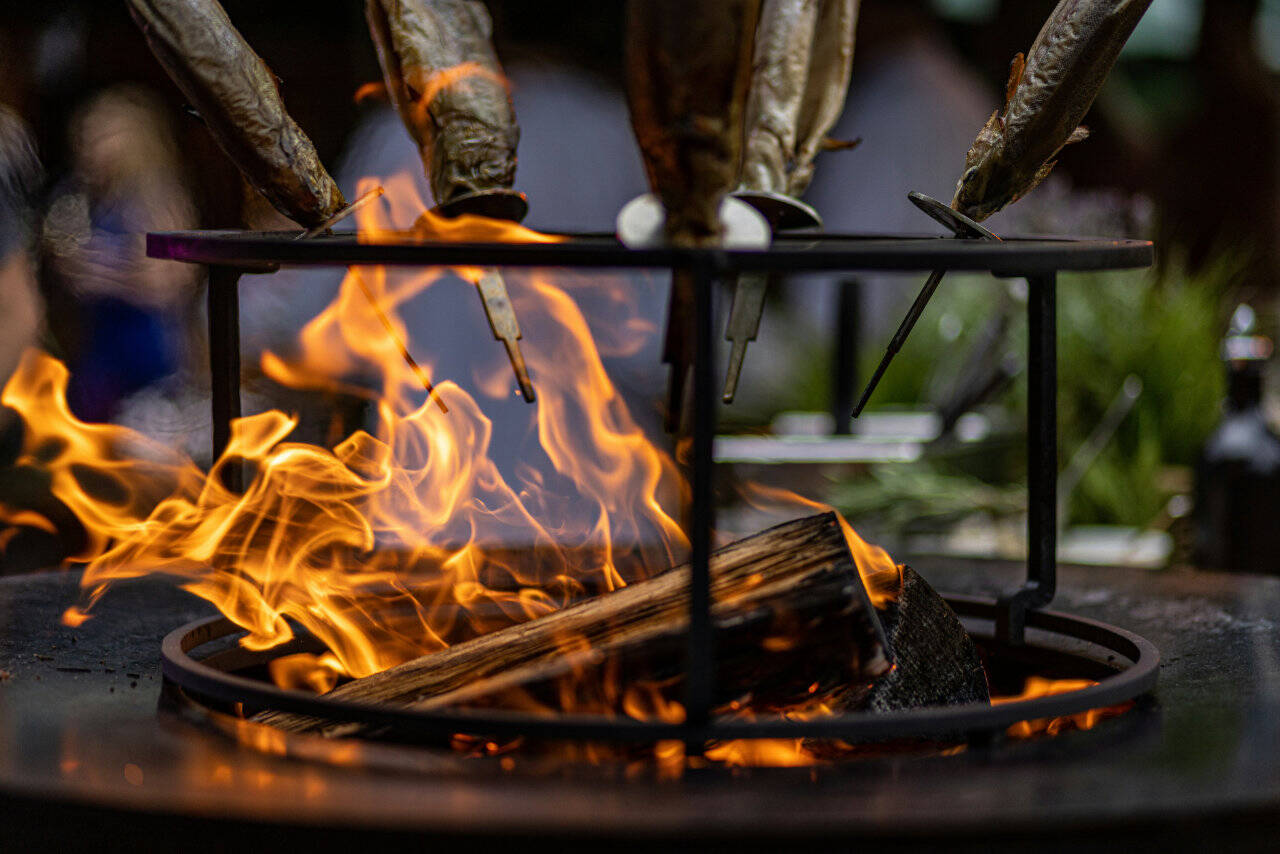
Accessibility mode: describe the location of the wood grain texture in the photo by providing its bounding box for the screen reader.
[256,512,888,736]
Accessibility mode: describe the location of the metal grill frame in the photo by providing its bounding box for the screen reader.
[147,229,1158,744]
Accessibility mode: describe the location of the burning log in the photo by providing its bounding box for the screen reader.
[858,566,989,711]
[257,512,889,735]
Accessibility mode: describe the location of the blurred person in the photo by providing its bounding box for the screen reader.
[42,84,198,424]
[0,104,45,409]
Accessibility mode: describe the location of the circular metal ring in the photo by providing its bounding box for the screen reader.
[908,191,1000,240]
[146,230,1152,276]
[733,190,824,231]
[162,595,1159,746]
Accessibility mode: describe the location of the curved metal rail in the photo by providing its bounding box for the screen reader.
[162,595,1159,746]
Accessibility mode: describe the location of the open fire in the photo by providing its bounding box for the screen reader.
[0,167,1136,768]
[1,170,909,734]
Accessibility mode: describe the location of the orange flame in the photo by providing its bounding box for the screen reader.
[737,482,902,608]
[993,676,1135,739]
[410,61,508,111]
[353,82,387,104]
[1,171,690,687]
[0,169,928,768]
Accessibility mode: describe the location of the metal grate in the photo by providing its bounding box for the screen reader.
[147,229,1158,746]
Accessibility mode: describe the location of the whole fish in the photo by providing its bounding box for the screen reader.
[788,0,860,196]
[626,0,761,246]
[365,0,519,211]
[126,0,345,228]
[855,0,1153,417]
[625,0,762,430]
[367,0,534,401]
[952,0,1153,221]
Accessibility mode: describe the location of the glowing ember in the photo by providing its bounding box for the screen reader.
[993,676,1135,739]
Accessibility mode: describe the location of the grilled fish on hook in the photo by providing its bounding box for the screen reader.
[126,0,345,228]
[626,0,762,430]
[741,0,860,199]
[725,0,859,403]
[952,0,1153,221]
[365,0,519,211]
[626,0,762,246]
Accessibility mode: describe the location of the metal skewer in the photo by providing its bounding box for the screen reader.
[722,190,823,403]
[296,186,386,240]
[437,190,536,403]
[851,192,999,418]
[296,186,447,414]
[616,194,770,430]
[350,270,448,414]
[474,269,535,402]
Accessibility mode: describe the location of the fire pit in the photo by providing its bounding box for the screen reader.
[138,228,1158,750]
[3,561,1279,849]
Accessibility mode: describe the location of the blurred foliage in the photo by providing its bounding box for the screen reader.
[829,462,1025,543]
[1056,255,1232,525]
[826,254,1235,531]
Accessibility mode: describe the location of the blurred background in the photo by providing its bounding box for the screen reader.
[0,0,1278,575]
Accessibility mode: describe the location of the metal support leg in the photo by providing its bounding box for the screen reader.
[997,273,1057,644]
[685,259,717,748]
[833,278,861,434]
[207,265,243,493]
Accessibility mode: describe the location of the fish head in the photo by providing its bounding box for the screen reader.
[950,110,1010,222]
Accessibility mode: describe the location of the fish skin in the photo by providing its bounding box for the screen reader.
[741,0,821,195]
[787,0,859,197]
[126,0,345,228]
[365,0,518,207]
[740,0,859,197]
[625,0,762,246]
[952,0,1153,221]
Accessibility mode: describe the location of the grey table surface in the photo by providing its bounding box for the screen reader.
[1,561,1278,849]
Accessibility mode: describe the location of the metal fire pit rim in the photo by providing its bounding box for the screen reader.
[161,594,1159,746]
[145,229,1154,276]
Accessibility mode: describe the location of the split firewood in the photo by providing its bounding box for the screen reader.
[856,565,989,712]
[126,0,345,228]
[256,512,889,736]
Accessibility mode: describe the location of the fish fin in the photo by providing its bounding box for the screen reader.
[821,136,862,152]
[1004,52,1026,113]
[981,109,1002,137]
[1014,160,1058,205]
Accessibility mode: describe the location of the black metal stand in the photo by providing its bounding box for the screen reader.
[206,266,243,493]
[150,228,1158,746]
[998,273,1058,643]
[686,256,719,738]
[833,278,861,435]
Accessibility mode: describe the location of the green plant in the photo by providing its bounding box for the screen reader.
[838,255,1234,531]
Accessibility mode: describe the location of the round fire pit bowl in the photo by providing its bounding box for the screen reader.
[162,593,1158,753]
